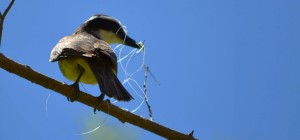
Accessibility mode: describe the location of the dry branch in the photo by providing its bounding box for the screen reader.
[0,53,197,140]
[0,0,15,46]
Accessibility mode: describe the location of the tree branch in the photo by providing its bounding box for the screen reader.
[2,0,15,19]
[0,53,197,140]
[0,0,15,47]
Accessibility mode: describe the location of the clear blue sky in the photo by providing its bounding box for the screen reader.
[1,0,300,140]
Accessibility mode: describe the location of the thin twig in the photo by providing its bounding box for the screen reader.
[0,53,198,140]
[2,0,15,19]
[144,64,153,120]
[0,0,15,47]
[147,66,161,86]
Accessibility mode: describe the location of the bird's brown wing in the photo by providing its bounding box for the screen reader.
[49,33,117,72]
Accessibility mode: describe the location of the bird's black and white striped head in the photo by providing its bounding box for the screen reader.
[75,14,142,49]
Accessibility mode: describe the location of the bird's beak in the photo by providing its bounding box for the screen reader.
[113,30,142,49]
[123,36,143,49]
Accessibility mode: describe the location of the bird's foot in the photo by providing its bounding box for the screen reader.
[68,82,80,102]
[93,93,105,114]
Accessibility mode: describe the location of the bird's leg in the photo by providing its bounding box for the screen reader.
[93,93,106,114]
[68,65,84,102]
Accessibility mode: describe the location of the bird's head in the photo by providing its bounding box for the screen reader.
[75,14,143,49]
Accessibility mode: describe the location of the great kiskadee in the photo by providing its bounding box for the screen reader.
[49,14,142,107]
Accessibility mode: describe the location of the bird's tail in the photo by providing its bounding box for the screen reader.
[87,59,133,101]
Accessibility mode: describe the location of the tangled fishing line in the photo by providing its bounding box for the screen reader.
[76,38,152,135]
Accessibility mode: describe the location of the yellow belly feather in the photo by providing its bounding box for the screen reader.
[58,58,97,84]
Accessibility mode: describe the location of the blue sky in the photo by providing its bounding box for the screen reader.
[1,0,300,140]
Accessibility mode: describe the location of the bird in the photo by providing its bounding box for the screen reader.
[49,14,143,111]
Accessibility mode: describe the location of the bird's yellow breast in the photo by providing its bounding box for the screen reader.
[58,58,97,84]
